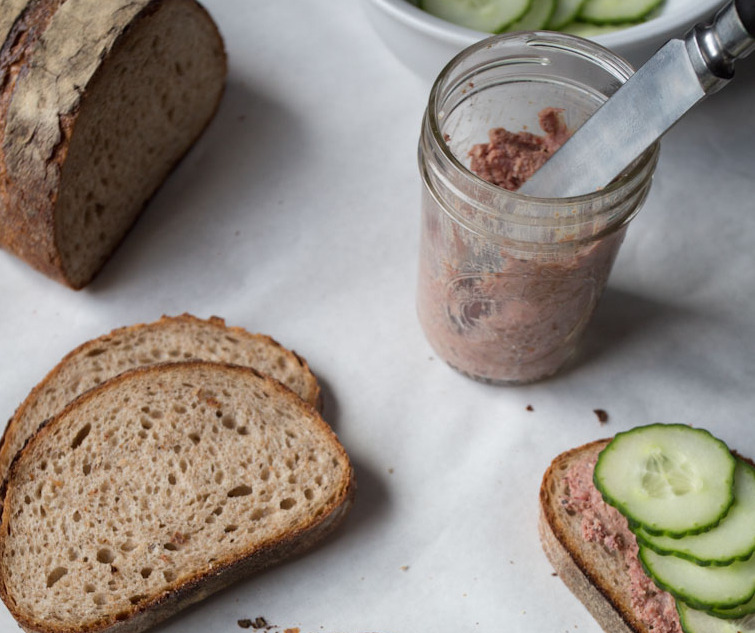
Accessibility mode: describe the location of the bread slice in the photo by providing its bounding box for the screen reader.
[0,314,321,486]
[0,361,355,633]
[0,0,226,288]
[539,439,680,633]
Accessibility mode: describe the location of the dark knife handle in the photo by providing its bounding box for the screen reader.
[735,0,755,37]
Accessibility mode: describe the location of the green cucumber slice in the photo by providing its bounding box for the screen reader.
[507,0,556,30]
[559,20,634,37]
[594,424,736,536]
[419,0,531,33]
[579,0,664,24]
[677,601,755,633]
[710,593,755,620]
[640,546,755,610]
[546,0,587,29]
[635,459,755,565]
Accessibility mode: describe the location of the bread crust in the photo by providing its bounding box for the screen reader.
[0,0,227,288]
[0,361,355,633]
[0,313,322,484]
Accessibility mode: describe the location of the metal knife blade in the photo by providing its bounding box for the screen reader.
[519,0,755,198]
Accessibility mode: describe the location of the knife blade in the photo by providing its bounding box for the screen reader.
[519,0,755,198]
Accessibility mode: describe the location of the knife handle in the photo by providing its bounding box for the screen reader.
[735,0,755,37]
[686,0,755,91]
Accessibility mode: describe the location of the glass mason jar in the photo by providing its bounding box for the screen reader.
[417,32,659,385]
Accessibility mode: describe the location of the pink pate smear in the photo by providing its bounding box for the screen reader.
[563,455,683,633]
[468,107,571,191]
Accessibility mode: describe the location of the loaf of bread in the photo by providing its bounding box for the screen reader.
[0,314,321,485]
[0,361,355,633]
[0,0,227,288]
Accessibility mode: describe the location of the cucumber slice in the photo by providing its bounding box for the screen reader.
[593,424,736,536]
[559,20,635,37]
[710,593,755,620]
[546,0,587,30]
[635,459,755,565]
[639,546,755,610]
[579,0,664,24]
[677,601,755,633]
[419,0,531,33]
[507,0,556,30]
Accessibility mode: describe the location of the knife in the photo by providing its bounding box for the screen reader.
[519,0,755,198]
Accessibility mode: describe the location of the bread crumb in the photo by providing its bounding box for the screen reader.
[400,565,410,571]
[593,409,609,424]
[526,405,534,412]
[237,617,269,629]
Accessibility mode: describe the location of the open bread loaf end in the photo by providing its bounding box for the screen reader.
[0,0,227,288]
[0,361,354,633]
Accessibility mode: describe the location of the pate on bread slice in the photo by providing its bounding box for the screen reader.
[540,430,755,633]
[539,439,683,633]
[0,361,354,633]
[0,314,322,486]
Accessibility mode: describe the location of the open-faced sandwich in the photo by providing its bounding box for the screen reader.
[540,423,755,633]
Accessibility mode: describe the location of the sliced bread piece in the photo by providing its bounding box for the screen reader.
[0,361,355,633]
[539,439,672,633]
[0,0,226,288]
[0,314,321,485]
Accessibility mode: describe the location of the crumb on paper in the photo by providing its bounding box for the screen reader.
[593,409,609,424]
[237,617,270,630]
[526,404,534,412]
[400,565,410,571]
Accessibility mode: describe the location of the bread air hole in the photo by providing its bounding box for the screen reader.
[46,566,68,588]
[96,548,115,564]
[221,415,235,430]
[227,485,252,498]
[279,497,296,510]
[71,423,91,449]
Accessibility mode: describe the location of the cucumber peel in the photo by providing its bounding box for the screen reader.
[640,545,755,611]
[710,593,755,620]
[677,600,755,633]
[594,424,736,537]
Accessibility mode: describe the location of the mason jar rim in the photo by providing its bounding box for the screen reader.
[425,31,660,211]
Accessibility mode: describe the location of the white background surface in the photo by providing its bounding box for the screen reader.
[1,2,755,632]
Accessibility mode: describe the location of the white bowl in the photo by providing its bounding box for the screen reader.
[363,0,726,82]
